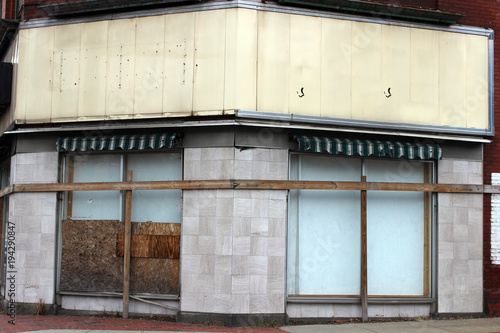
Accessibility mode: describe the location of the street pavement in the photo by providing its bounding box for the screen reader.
[0,314,499,333]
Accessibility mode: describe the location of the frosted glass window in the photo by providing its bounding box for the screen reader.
[71,154,121,220]
[288,155,361,296]
[288,154,432,298]
[128,153,182,223]
[366,159,426,296]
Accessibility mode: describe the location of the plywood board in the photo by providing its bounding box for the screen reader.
[117,222,180,258]
[60,220,123,292]
[60,220,180,294]
[116,234,180,258]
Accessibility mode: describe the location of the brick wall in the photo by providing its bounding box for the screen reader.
[438,0,500,315]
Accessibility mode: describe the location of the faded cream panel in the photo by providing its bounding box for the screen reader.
[13,9,490,131]
[257,11,290,114]
[379,25,411,123]
[106,19,136,118]
[466,34,489,129]
[224,8,257,111]
[409,28,439,125]
[192,10,226,113]
[134,15,165,117]
[350,22,382,121]
[320,19,352,119]
[438,31,467,128]
[52,23,82,120]
[78,21,108,119]
[163,12,195,115]
[26,27,55,122]
[289,15,321,116]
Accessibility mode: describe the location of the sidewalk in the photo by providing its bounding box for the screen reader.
[0,314,499,333]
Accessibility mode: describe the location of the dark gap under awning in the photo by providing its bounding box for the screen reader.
[57,133,182,152]
[294,135,442,160]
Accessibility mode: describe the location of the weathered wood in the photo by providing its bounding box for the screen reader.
[0,185,13,198]
[66,156,74,219]
[60,220,123,292]
[12,180,233,192]
[116,234,180,259]
[122,171,133,319]
[423,165,430,297]
[233,180,483,193]
[360,175,368,323]
[9,180,484,193]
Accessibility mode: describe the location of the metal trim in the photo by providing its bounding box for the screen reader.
[235,111,493,142]
[286,297,435,304]
[19,0,494,38]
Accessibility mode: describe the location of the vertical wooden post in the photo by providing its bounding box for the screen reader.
[123,170,133,319]
[67,156,74,219]
[361,174,368,322]
[423,164,430,296]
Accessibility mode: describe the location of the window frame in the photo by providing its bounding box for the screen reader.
[287,152,437,301]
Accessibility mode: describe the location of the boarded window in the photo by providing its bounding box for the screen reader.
[288,154,432,297]
[60,152,182,295]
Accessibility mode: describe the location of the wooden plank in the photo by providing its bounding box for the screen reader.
[60,220,123,292]
[0,185,13,198]
[233,181,483,193]
[10,180,483,193]
[423,164,430,297]
[12,180,234,192]
[360,175,368,322]
[66,156,74,219]
[116,234,180,259]
[122,170,133,319]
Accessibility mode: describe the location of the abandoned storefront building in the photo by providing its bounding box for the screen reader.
[0,0,493,325]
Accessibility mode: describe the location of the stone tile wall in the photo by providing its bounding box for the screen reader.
[9,152,58,304]
[181,148,288,314]
[61,295,178,315]
[437,159,483,313]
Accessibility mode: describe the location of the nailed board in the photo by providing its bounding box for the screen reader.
[116,234,180,259]
[60,220,123,292]
[60,220,180,294]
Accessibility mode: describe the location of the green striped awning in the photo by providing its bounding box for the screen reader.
[294,135,442,160]
[57,133,182,152]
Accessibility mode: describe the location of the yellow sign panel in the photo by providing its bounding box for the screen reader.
[12,8,491,133]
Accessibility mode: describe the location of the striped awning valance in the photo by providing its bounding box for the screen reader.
[294,135,442,160]
[57,133,182,152]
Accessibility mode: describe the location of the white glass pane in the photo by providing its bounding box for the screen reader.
[71,155,121,220]
[128,153,182,223]
[288,155,361,296]
[366,159,426,296]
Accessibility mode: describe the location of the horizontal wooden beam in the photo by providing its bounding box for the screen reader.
[0,180,485,196]
[233,181,482,193]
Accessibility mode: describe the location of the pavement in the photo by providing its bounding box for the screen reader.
[0,314,499,333]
